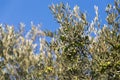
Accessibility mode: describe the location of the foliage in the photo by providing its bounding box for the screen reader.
[90,0,120,79]
[0,0,120,80]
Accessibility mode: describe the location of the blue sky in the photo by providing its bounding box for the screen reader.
[0,0,114,31]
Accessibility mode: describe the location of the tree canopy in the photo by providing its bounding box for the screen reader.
[0,0,120,80]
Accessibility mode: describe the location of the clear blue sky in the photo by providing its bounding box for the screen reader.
[0,0,114,31]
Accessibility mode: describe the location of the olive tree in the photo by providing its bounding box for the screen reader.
[89,0,120,79]
[0,0,120,80]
